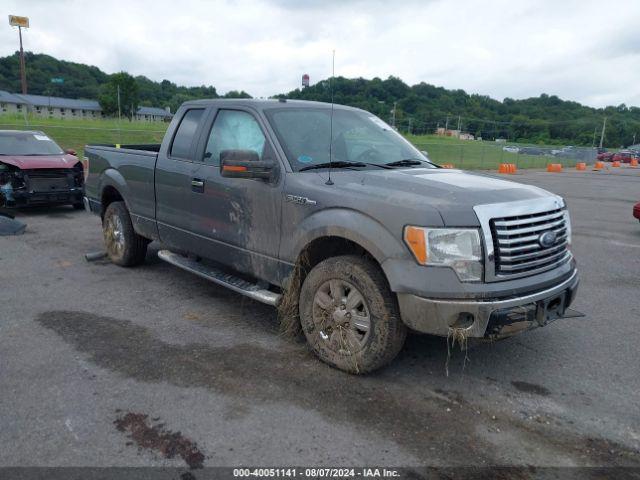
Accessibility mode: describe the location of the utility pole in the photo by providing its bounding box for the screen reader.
[592,126,597,148]
[391,101,397,128]
[599,117,607,149]
[117,84,122,123]
[445,115,449,132]
[457,115,461,132]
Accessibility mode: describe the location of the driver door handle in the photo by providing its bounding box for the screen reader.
[191,178,205,193]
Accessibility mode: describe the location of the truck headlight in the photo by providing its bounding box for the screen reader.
[404,226,483,281]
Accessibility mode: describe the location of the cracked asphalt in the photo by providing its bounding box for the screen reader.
[1,167,639,470]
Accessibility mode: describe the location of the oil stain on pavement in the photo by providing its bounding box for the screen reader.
[114,411,205,469]
[37,310,640,467]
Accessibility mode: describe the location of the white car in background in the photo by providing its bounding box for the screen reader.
[502,145,520,153]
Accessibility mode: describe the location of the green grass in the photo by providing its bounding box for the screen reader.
[0,114,168,158]
[0,114,589,169]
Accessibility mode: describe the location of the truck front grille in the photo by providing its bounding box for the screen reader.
[490,208,570,277]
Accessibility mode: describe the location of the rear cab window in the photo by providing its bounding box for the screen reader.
[170,109,205,159]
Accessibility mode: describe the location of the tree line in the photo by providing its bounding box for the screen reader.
[1,52,638,147]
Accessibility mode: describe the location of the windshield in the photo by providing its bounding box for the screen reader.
[264,107,435,171]
[0,132,64,156]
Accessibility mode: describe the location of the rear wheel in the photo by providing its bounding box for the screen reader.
[103,201,148,266]
[299,255,407,374]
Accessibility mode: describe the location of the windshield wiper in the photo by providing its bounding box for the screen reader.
[299,161,367,172]
[385,159,426,167]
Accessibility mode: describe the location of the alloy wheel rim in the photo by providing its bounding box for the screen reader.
[312,279,371,355]
[105,215,124,255]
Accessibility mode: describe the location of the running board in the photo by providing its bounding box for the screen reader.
[157,250,281,306]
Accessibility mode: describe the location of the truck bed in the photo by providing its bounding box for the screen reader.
[84,144,159,225]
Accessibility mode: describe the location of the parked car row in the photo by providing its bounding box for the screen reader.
[596,149,640,163]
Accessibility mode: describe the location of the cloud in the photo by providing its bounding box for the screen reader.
[1,0,639,107]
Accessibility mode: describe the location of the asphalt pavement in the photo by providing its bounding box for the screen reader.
[1,166,639,471]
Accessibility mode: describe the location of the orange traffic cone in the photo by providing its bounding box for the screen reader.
[441,163,455,169]
[498,163,509,174]
[547,163,562,172]
[612,161,621,167]
[630,159,638,167]
[594,161,604,170]
[576,163,586,171]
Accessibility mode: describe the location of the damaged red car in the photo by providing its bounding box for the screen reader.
[0,130,85,209]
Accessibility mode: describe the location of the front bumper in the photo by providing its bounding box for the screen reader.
[397,269,579,338]
[11,189,83,207]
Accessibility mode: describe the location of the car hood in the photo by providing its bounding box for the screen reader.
[325,167,561,226]
[0,154,79,170]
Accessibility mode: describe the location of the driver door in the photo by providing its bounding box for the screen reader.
[189,108,284,284]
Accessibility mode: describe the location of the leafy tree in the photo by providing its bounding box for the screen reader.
[223,90,252,98]
[98,72,139,119]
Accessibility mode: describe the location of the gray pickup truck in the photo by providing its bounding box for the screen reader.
[84,99,579,373]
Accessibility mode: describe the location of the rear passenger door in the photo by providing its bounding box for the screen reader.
[189,107,284,284]
[155,107,206,250]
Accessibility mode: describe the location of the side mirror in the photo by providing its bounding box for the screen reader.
[220,149,275,180]
[65,149,77,156]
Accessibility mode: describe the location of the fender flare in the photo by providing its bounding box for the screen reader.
[98,168,131,212]
[285,207,409,275]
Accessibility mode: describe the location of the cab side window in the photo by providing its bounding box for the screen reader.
[204,110,266,165]
[170,109,204,159]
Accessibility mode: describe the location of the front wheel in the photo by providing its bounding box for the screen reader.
[299,255,407,374]
[102,201,148,267]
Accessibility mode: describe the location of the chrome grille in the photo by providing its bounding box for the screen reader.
[490,208,570,277]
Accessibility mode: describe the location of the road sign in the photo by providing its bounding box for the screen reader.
[302,74,310,88]
[8,15,29,28]
[51,78,64,84]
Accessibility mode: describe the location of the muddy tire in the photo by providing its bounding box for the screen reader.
[299,255,407,374]
[102,201,148,267]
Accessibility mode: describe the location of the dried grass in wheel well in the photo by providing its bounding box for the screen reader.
[277,237,375,339]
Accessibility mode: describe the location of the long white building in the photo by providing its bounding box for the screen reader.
[0,90,172,122]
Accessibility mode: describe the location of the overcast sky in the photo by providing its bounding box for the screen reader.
[2,0,638,107]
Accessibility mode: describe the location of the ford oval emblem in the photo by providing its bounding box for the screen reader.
[538,231,557,248]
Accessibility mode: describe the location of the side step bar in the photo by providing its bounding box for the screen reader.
[157,250,281,306]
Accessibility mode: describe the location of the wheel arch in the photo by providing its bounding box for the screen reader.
[98,168,130,219]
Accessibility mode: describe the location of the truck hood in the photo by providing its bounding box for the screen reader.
[327,167,560,226]
[0,154,79,170]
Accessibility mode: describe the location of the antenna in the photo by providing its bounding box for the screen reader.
[326,49,335,186]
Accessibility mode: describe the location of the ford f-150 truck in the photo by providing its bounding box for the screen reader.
[84,99,579,373]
